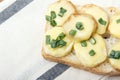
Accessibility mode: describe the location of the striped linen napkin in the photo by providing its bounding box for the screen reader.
[0,0,120,80]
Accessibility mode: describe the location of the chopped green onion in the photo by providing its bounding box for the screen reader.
[60,7,67,13]
[58,7,67,17]
[46,11,57,27]
[50,39,58,48]
[114,51,120,59]
[116,19,120,24]
[76,22,84,30]
[46,15,52,21]
[57,40,67,47]
[46,35,51,44]
[49,32,67,48]
[51,11,56,19]
[81,41,87,47]
[69,29,76,36]
[50,20,57,27]
[58,13,63,17]
[57,32,66,40]
[89,49,96,56]
[109,50,115,58]
[98,18,107,25]
[89,37,96,45]
[109,50,120,59]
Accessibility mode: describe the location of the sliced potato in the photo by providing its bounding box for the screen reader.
[44,27,73,57]
[46,0,76,27]
[80,4,109,34]
[108,42,120,70]
[108,13,120,39]
[74,34,107,67]
[63,14,97,41]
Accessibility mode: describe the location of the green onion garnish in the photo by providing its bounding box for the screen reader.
[109,50,120,59]
[89,49,96,56]
[81,41,87,47]
[50,20,57,27]
[114,51,120,59]
[76,22,84,30]
[57,32,66,40]
[109,50,115,58]
[46,15,52,22]
[46,35,51,44]
[51,11,56,19]
[89,37,96,45]
[49,32,67,48]
[116,19,120,24]
[98,18,107,25]
[69,29,76,36]
[58,7,67,17]
[50,39,58,48]
[45,11,57,27]
[57,40,67,47]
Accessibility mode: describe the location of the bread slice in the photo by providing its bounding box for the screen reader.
[42,4,120,75]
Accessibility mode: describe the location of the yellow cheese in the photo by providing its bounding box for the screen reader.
[80,4,109,34]
[46,0,76,27]
[109,42,120,70]
[44,27,73,57]
[63,14,96,41]
[108,14,120,39]
[74,34,107,67]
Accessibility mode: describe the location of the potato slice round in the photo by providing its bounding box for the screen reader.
[44,27,73,57]
[80,4,109,34]
[108,13,120,39]
[74,34,107,67]
[63,14,97,41]
[46,0,76,27]
[108,42,120,70]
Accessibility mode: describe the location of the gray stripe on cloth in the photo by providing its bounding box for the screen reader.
[36,63,70,80]
[0,0,33,24]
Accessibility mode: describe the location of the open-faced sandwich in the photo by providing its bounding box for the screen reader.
[42,0,120,75]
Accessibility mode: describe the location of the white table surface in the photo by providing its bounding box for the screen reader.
[0,0,120,80]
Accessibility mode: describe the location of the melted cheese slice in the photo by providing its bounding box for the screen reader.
[74,34,107,67]
[108,14,120,39]
[44,27,73,57]
[80,4,109,34]
[63,14,96,41]
[109,42,120,70]
[46,0,76,27]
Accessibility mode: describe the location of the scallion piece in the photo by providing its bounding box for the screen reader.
[98,18,106,25]
[76,22,84,30]
[50,20,57,27]
[81,41,87,47]
[58,7,67,17]
[89,37,96,45]
[57,32,66,40]
[46,35,51,44]
[69,29,76,36]
[51,11,56,19]
[89,49,96,56]
[46,15,51,21]
[57,40,67,47]
[109,50,115,58]
[50,39,57,48]
[116,19,120,24]
[114,51,120,59]
[109,50,120,59]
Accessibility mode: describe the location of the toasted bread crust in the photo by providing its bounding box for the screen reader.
[42,3,120,75]
[42,48,120,75]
